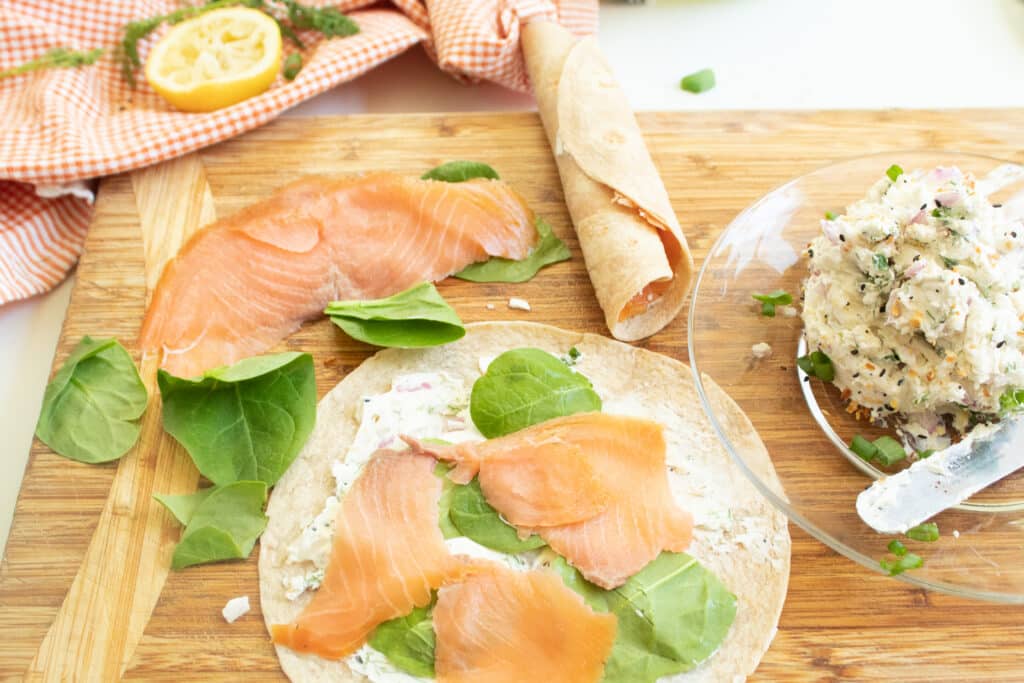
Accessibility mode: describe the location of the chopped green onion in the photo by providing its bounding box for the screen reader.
[752,290,793,305]
[824,211,837,220]
[872,436,907,466]
[999,388,1024,415]
[796,350,835,382]
[886,164,903,182]
[873,253,889,271]
[568,347,581,360]
[940,255,958,269]
[917,449,935,459]
[679,68,716,94]
[283,52,303,80]
[880,552,923,575]
[887,539,907,556]
[852,434,907,466]
[752,290,791,318]
[906,522,939,542]
[850,435,878,461]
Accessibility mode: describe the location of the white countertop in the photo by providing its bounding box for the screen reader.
[3,0,1023,552]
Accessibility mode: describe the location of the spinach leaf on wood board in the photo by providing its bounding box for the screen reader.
[155,481,268,570]
[455,217,570,283]
[325,282,466,348]
[470,348,602,438]
[448,478,546,553]
[35,336,148,464]
[368,604,437,677]
[421,160,499,183]
[553,552,736,683]
[158,352,316,486]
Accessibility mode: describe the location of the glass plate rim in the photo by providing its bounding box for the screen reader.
[687,148,1024,604]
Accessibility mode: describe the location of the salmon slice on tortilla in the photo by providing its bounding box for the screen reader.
[140,172,537,377]
[271,450,456,659]
[406,412,692,589]
[433,564,617,683]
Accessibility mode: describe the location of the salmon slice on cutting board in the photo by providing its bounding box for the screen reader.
[433,563,617,683]
[140,172,537,377]
[271,450,456,659]
[406,412,693,589]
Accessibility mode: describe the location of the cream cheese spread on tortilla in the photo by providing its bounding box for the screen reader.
[803,165,1024,450]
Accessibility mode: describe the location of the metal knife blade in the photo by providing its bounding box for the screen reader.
[856,420,1023,534]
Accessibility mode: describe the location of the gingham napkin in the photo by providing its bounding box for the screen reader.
[0,0,596,305]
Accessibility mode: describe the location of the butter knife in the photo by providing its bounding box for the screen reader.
[856,420,1022,534]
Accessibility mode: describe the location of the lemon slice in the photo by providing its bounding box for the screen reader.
[145,7,282,113]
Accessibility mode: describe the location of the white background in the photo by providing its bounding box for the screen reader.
[3,0,1024,551]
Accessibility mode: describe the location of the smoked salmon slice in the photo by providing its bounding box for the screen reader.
[271,450,456,659]
[140,173,537,377]
[433,564,617,683]
[407,412,692,589]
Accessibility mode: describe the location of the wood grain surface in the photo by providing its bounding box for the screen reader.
[3,110,1024,681]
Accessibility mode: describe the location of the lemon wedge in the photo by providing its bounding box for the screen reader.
[145,7,282,113]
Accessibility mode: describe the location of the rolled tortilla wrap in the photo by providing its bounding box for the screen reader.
[521,21,694,341]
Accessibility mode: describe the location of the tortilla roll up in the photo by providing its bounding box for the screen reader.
[521,21,694,341]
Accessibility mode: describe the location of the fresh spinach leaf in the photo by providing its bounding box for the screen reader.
[553,552,737,683]
[455,217,571,283]
[158,352,316,486]
[153,487,215,526]
[470,348,602,438]
[325,282,466,348]
[35,336,148,463]
[435,462,460,539]
[421,160,499,183]
[369,604,437,677]
[158,481,268,570]
[449,478,546,553]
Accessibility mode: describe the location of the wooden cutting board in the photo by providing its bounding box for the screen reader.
[3,110,1024,681]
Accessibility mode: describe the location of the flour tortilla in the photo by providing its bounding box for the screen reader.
[521,22,695,342]
[260,322,790,682]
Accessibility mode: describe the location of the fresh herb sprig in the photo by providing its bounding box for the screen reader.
[0,47,104,80]
[906,522,940,542]
[119,0,358,85]
[751,290,792,317]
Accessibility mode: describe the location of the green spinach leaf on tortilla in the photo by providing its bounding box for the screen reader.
[448,478,546,553]
[369,604,437,677]
[552,552,737,682]
[470,348,601,437]
[35,336,148,463]
[158,352,316,486]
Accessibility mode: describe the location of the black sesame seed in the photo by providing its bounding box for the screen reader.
[880,303,887,313]
[898,379,905,386]
[917,433,927,439]
[851,349,859,355]
[920,203,927,211]
[808,249,815,257]
[1013,232,1018,238]
[994,203,1003,208]
[913,254,921,262]
[860,283,866,291]
[803,376,810,383]
[997,341,1006,348]
[958,278,966,285]
[839,234,846,242]
[853,372,860,378]
[880,368,887,377]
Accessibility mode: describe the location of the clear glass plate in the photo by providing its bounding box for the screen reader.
[688,151,1024,602]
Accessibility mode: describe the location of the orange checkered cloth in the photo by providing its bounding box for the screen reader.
[0,0,596,305]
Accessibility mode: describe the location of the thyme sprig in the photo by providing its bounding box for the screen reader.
[0,47,104,80]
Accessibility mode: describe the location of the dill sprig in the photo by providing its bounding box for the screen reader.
[279,0,359,38]
[0,47,104,80]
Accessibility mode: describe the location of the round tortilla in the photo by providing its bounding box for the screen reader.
[259,322,790,682]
